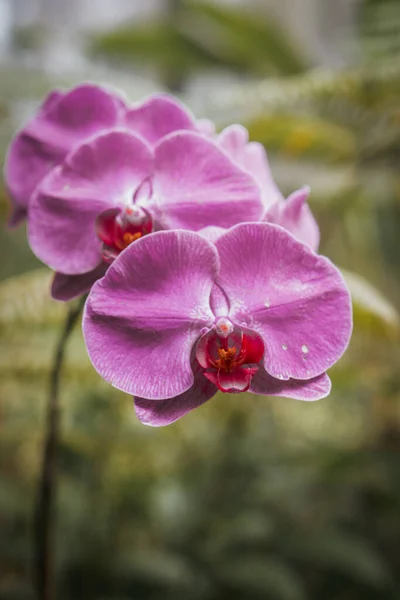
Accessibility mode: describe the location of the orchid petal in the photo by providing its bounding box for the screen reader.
[240,142,283,207]
[28,130,153,274]
[51,263,108,301]
[125,94,196,145]
[250,366,331,400]
[152,132,263,231]
[218,124,249,160]
[215,223,352,380]
[198,226,227,244]
[217,125,283,207]
[196,118,216,137]
[83,231,218,399]
[4,84,125,219]
[134,358,216,426]
[264,186,320,251]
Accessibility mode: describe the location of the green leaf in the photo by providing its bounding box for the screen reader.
[90,0,306,79]
[90,22,221,74]
[341,268,399,336]
[186,0,306,75]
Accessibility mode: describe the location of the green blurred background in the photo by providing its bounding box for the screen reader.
[1,0,400,598]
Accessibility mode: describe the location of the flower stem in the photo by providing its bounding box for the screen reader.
[34,297,85,600]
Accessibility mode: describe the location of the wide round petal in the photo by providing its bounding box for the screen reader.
[215,223,352,380]
[51,263,108,302]
[4,84,126,221]
[28,130,153,274]
[152,131,263,230]
[124,94,196,145]
[134,358,216,426]
[83,230,219,399]
[217,125,283,207]
[264,187,320,251]
[250,366,331,400]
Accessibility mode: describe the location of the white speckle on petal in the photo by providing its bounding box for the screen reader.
[301,345,309,354]
[63,185,70,191]
[264,299,270,308]
[282,344,288,351]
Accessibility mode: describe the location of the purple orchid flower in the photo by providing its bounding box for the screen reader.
[28,129,263,301]
[217,124,283,207]
[263,185,320,251]
[83,223,352,427]
[209,123,321,251]
[196,185,320,251]
[4,84,198,227]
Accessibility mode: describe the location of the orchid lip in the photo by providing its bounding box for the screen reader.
[96,204,153,263]
[195,321,265,394]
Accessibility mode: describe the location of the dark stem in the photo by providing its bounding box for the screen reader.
[162,0,185,92]
[34,297,85,600]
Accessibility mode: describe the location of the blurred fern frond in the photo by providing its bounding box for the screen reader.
[359,0,400,62]
[282,529,390,588]
[206,58,400,125]
[185,0,306,75]
[90,23,222,74]
[90,0,307,83]
[246,113,356,163]
[217,556,305,600]
[0,269,99,390]
[0,268,62,328]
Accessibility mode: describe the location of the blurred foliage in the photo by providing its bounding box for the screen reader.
[0,269,399,599]
[12,24,49,52]
[359,0,400,62]
[90,0,306,89]
[1,0,400,598]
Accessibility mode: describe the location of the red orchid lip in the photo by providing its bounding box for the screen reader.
[96,204,153,262]
[196,318,265,394]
